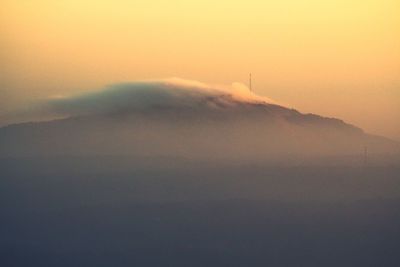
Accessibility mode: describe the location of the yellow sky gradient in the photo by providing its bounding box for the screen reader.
[1,0,399,139]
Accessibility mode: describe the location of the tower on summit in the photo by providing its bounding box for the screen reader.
[249,73,252,92]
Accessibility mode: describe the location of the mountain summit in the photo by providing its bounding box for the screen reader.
[0,78,398,161]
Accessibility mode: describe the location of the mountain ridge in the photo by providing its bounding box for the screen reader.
[0,97,398,161]
[0,79,398,160]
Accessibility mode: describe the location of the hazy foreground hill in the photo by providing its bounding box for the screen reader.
[0,79,398,160]
[1,156,400,267]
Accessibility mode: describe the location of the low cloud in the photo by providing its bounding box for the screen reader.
[43,78,277,117]
[0,78,280,126]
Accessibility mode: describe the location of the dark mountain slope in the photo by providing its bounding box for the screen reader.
[0,96,397,160]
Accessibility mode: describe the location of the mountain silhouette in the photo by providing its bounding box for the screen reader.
[0,79,398,161]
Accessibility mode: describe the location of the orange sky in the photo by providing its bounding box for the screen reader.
[1,0,399,139]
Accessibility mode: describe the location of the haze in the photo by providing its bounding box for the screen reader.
[1,0,399,140]
[1,3,400,265]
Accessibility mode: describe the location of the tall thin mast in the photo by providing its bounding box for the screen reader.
[249,73,252,92]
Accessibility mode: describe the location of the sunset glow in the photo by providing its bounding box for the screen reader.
[1,0,399,139]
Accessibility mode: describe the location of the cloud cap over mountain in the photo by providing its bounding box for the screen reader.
[0,78,398,161]
[41,78,278,117]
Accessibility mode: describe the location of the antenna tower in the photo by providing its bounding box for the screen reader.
[249,73,252,92]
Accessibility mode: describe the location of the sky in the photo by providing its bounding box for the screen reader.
[1,0,399,140]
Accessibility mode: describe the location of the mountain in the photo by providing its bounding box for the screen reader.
[0,79,398,161]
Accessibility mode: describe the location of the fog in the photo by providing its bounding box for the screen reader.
[1,157,400,266]
[1,79,399,266]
